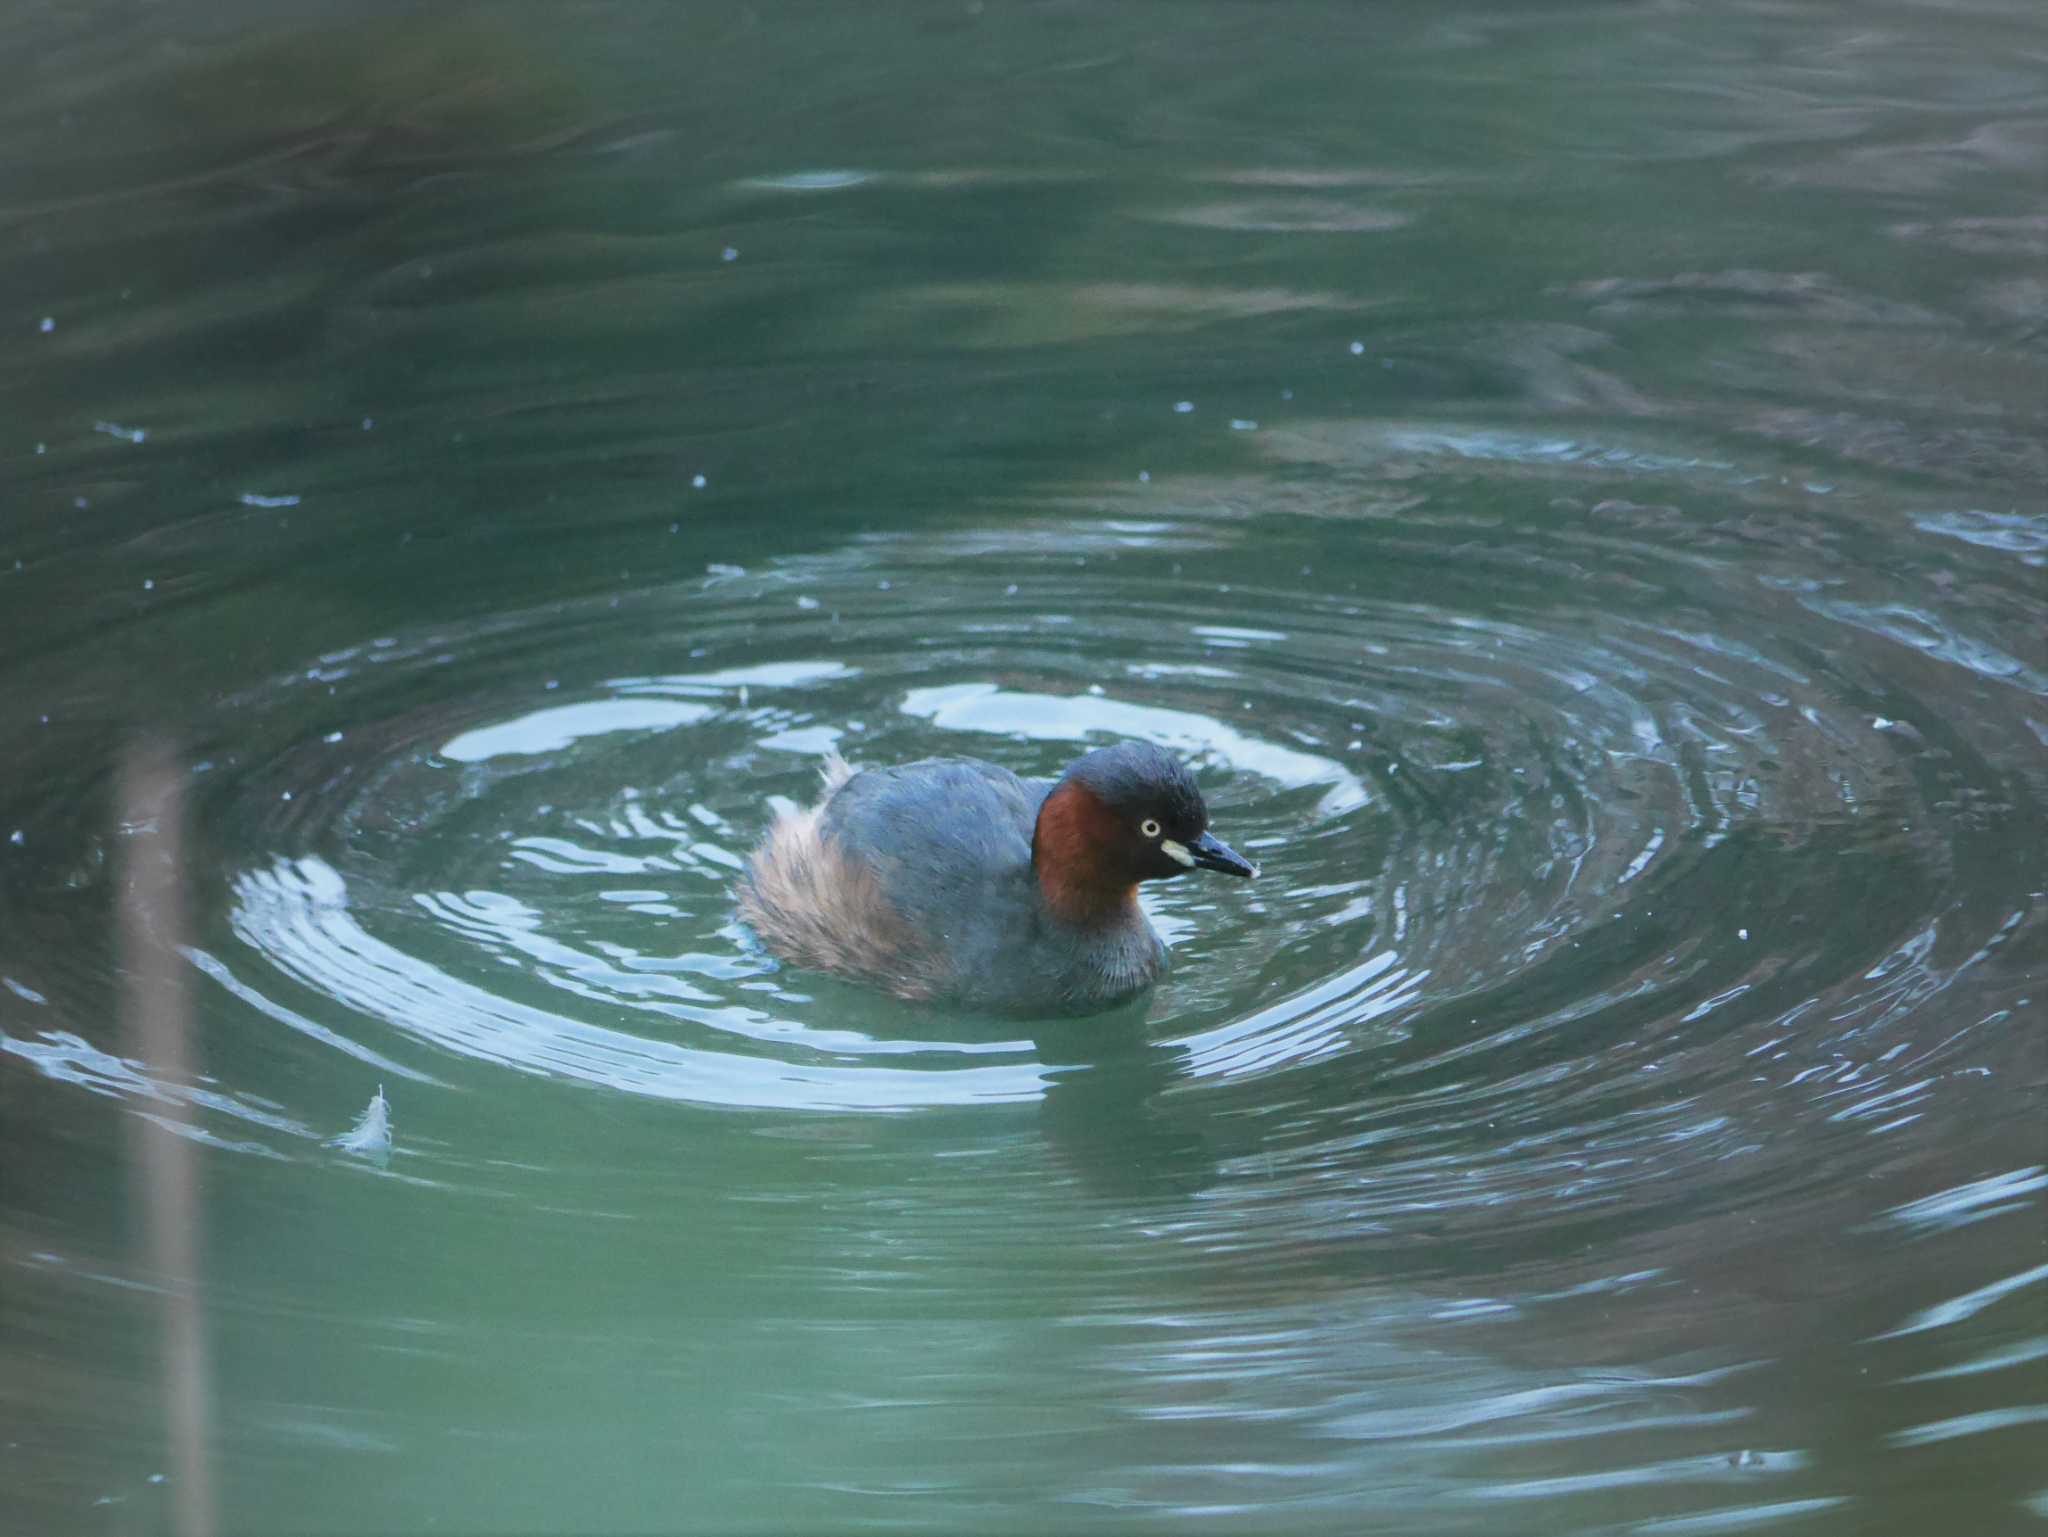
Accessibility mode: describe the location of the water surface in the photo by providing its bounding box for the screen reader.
[3,2,2045,1532]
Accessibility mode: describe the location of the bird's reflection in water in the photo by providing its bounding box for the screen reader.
[1032,1008,1216,1200]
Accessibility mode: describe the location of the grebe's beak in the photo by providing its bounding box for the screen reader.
[1189,830,1257,879]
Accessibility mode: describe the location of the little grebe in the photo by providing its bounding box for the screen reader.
[738,741,1255,1015]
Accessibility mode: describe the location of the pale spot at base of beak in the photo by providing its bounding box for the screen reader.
[1160,838,1197,867]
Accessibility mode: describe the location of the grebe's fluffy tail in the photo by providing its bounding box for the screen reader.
[736,753,933,1000]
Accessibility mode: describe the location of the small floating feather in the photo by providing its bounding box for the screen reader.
[332,1085,392,1162]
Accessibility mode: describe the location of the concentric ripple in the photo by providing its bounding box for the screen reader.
[60,476,2020,1217]
[4,448,2043,1533]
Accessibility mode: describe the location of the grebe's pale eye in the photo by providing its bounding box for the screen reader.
[1140,818,1161,839]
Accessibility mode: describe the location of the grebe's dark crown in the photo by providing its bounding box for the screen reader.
[1060,742,1205,831]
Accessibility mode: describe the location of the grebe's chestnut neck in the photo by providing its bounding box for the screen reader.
[1032,743,1255,927]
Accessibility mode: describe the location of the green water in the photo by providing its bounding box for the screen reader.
[3,2,2045,1532]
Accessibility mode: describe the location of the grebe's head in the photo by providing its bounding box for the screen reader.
[1033,743,1255,921]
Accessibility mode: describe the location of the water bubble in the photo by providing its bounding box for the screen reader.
[1174,401,1195,414]
[1349,340,1365,355]
[38,317,53,333]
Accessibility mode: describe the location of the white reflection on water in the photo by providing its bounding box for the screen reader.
[900,682,1369,815]
[441,699,714,763]
[229,856,1051,1112]
[1876,1259,2048,1340]
[441,662,853,762]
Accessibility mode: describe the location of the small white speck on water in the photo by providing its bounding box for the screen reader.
[8,831,22,846]
[738,685,749,707]
[1349,340,1365,355]
[1003,583,1018,596]
[1138,470,1150,482]
[1872,717,1893,730]
[691,473,708,489]
[324,731,344,744]
[280,791,293,802]
[239,492,300,508]
[797,595,820,609]
[34,443,45,455]
[361,418,374,431]
[74,497,89,509]
[1739,928,1750,940]
[1281,388,1294,400]
[1348,739,1363,750]
[1173,400,1195,414]
[142,578,154,591]
[877,579,891,590]
[669,522,679,533]
[1230,419,1258,431]
[1087,684,1105,696]
[94,421,147,444]
[146,1474,166,1486]
[544,679,560,690]
[721,247,739,262]
[38,317,54,333]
